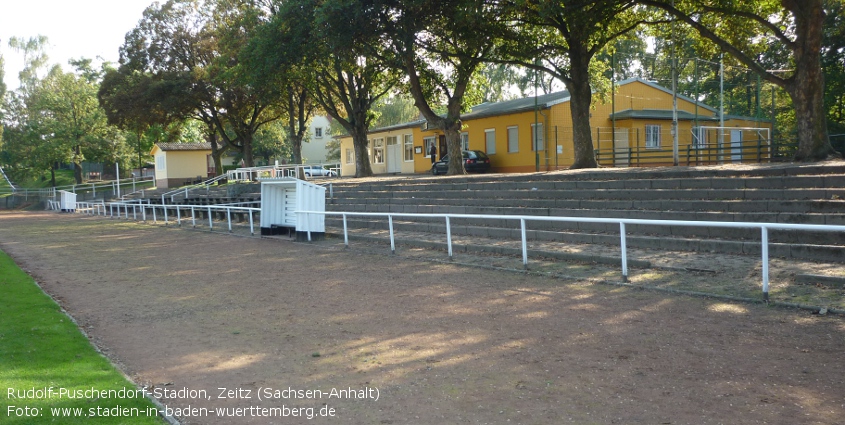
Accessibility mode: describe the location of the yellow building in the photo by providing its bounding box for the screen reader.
[338,78,772,176]
[151,143,217,188]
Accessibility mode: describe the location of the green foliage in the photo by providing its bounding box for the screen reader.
[371,94,420,129]
[822,0,845,136]
[119,0,283,167]
[0,250,163,424]
[251,120,291,164]
[637,0,836,159]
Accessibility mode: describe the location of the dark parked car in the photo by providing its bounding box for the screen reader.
[431,150,491,175]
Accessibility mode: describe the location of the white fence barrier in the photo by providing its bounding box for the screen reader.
[297,210,845,301]
[103,201,260,235]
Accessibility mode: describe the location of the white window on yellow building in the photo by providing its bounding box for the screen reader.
[645,125,661,149]
[424,136,436,158]
[404,134,414,161]
[372,138,385,163]
[345,148,354,164]
[461,132,469,150]
[531,123,544,151]
[507,126,519,153]
[485,129,496,154]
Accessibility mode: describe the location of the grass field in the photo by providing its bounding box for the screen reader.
[0,250,164,424]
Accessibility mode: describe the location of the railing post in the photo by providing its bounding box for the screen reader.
[520,219,528,269]
[152,205,157,223]
[207,206,212,230]
[305,212,312,242]
[248,210,254,235]
[176,206,181,226]
[761,226,769,302]
[342,213,349,248]
[446,216,453,259]
[389,214,395,254]
[133,205,137,220]
[191,207,196,228]
[142,203,146,222]
[227,208,232,233]
[620,222,628,282]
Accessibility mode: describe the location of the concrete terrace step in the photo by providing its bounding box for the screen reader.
[323,163,845,262]
[334,174,845,193]
[330,188,845,202]
[326,203,845,226]
[330,197,845,214]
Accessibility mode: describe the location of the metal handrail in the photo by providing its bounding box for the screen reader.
[0,176,154,197]
[296,210,845,302]
[104,200,260,235]
[161,174,229,201]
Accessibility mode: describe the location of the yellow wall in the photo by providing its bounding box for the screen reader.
[457,110,550,173]
[152,146,211,186]
[339,80,771,174]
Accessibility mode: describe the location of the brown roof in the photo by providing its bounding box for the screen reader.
[155,143,212,151]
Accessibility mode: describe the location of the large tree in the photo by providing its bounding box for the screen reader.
[636,0,839,160]
[247,0,399,177]
[98,68,192,172]
[36,65,111,184]
[498,0,646,169]
[120,0,282,168]
[381,0,500,175]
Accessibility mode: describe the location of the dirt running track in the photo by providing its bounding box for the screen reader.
[1,211,844,425]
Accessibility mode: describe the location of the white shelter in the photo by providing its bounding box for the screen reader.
[58,190,77,212]
[259,178,326,240]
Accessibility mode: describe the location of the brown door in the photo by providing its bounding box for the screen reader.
[438,135,447,160]
[207,155,216,177]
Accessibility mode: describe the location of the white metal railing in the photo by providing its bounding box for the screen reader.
[104,201,260,235]
[161,174,229,204]
[47,200,107,215]
[0,165,15,191]
[0,176,155,198]
[296,210,845,301]
[227,163,342,182]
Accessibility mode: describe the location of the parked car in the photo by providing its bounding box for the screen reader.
[301,165,338,177]
[431,150,491,175]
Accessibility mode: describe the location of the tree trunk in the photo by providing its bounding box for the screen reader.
[242,132,255,167]
[207,127,224,178]
[290,133,303,165]
[351,125,374,178]
[50,164,56,188]
[73,145,84,184]
[786,0,838,160]
[444,119,466,175]
[567,48,599,169]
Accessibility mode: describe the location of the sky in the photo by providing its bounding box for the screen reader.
[1,0,157,90]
